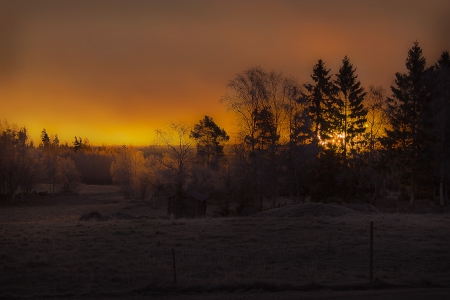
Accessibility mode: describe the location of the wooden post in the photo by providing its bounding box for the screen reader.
[172,248,177,285]
[370,221,373,281]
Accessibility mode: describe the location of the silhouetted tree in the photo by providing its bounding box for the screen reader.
[383,42,434,205]
[365,85,388,156]
[155,122,193,193]
[190,115,229,168]
[221,66,269,154]
[254,107,279,151]
[40,130,61,196]
[52,134,60,146]
[40,129,50,147]
[288,105,319,200]
[432,51,450,206]
[73,136,90,152]
[303,59,338,142]
[360,85,389,202]
[222,67,302,208]
[335,56,367,163]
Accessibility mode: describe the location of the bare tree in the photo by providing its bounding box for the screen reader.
[55,156,81,193]
[365,85,388,157]
[221,67,302,208]
[0,122,39,203]
[110,146,149,199]
[155,122,193,193]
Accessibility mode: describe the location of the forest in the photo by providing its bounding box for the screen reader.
[1,42,449,213]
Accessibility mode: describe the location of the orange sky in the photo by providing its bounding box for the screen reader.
[1,0,449,145]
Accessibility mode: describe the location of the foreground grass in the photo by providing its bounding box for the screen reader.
[0,189,449,298]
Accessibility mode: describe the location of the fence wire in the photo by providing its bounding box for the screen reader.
[1,233,449,298]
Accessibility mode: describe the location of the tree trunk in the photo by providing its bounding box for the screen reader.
[439,163,445,206]
[445,185,448,205]
[10,187,16,204]
[410,172,416,206]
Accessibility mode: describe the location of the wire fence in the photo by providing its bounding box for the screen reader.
[1,224,450,298]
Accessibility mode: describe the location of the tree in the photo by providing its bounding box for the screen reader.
[110,146,150,200]
[432,51,450,206]
[0,123,39,203]
[221,67,301,208]
[303,59,338,142]
[110,146,134,199]
[73,136,90,152]
[335,56,368,162]
[253,106,280,207]
[40,129,61,196]
[52,134,60,146]
[383,42,433,205]
[55,156,81,193]
[40,129,50,147]
[155,122,193,193]
[360,85,389,202]
[254,107,279,152]
[288,104,318,200]
[365,85,388,156]
[221,66,267,153]
[190,115,229,168]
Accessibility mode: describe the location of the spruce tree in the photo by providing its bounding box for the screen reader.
[433,51,450,205]
[40,129,50,147]
[383,42,433,205]
[303,59,338,142]
[335,56,367,162]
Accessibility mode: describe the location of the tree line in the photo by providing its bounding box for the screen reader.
[1,42,449,212]
[109,42,449,213]
[216,42,449,209]
[0,125,114,202]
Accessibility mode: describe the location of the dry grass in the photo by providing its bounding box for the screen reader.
[1,185,449,298]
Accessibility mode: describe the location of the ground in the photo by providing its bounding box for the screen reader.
[0,185,449,299]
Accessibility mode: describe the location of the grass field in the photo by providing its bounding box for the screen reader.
[1,185,449,299]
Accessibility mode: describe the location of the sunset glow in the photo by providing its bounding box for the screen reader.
[1,0,449,145]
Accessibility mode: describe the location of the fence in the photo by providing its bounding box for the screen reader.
[1,222,449,298]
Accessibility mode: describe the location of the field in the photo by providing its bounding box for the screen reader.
[1,185,450,299]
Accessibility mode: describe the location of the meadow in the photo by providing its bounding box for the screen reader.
[0,185,449,299]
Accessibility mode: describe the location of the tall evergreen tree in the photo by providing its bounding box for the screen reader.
[335,56,367,163]
[40,129,50,147]
[383,42,433,205]
[303,59,338,142]
[433,51,450,205]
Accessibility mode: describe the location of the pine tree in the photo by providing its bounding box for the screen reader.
[254,107,279,152]
[383,42,433,205]
[303,59,338,142]
[41,129,50,147]
[433,51,450,205]
[190,115,229,168]
[335,56,367,163]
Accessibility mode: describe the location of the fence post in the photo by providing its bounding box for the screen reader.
[370,221,373,281]
[172,248,177,285]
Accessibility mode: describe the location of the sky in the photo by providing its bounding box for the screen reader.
[1,0,449,146]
